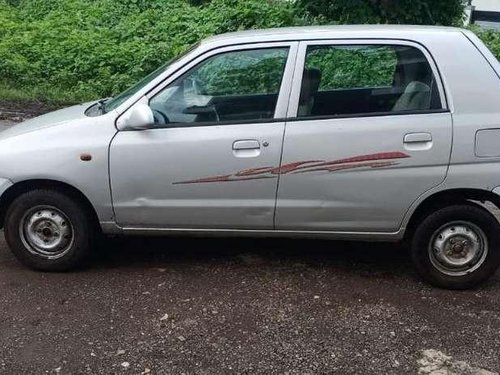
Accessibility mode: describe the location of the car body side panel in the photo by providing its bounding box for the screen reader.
[0,114,117,223]
[109,29,500,237]
[109,122,286,229]
[274,38,453,232]
[2,27,500,240]
[423,34,500,186]
[276,112,452,232]
[399,32,500,230]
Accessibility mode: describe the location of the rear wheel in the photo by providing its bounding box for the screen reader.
[411,203,500,289]
[4,189,94,271]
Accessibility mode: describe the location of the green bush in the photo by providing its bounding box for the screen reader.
[296,0,465,26]
[474,27,500,60]
[0,0,302,102]
[2,0,499,105]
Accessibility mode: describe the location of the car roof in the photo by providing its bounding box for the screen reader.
[201,25,463,47]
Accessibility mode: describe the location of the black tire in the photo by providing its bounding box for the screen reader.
[411,203,500,289]
[4,189,94,271]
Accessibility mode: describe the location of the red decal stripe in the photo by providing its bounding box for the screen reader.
[173,151,410,184]
[293,161,398,174]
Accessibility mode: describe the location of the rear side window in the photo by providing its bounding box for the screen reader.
[298,44,443,118]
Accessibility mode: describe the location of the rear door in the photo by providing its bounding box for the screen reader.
[275,40,452,233]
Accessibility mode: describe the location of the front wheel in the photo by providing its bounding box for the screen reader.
[4,189,94,271]
[411,204,500,289]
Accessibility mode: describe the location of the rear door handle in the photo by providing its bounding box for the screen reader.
[233,140,261,150]
[404,132,433,151]
[404,132,432,143]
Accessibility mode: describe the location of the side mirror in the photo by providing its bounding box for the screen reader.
[120,103,154,130]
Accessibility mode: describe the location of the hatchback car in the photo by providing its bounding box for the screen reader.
[1,25,500,289]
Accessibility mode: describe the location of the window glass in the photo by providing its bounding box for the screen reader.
[307,45,397,91]
[150,48,289,126]
[298,44,442,118]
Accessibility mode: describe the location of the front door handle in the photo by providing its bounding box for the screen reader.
[404,132,432,143]
[233,140,261,150]
[232,139,261,158]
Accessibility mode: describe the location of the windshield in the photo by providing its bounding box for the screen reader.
[102,43,199,113]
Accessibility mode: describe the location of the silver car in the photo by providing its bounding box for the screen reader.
[1,25,500,289]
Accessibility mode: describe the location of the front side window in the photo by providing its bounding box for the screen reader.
[298,44,443,118]
[149,48,289,126]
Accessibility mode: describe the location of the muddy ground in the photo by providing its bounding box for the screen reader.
[0,100,63,122]
[1,236,499,374]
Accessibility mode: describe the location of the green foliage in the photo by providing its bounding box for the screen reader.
[2,0,499,105]
[474,27,500,61]
[297,0,465,26]
[0,0,301,102]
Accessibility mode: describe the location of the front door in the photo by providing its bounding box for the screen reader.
[110,43,297,229]
[275,40,452,233]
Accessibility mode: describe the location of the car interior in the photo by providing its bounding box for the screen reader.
[298,46,443,118]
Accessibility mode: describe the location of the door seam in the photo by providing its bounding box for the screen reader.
[273,42,301,229]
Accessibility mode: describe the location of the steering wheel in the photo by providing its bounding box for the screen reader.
[152,109,170,125]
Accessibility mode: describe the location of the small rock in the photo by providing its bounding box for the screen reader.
[117,349,126,356]
[141,369,151,375]
[314,295,320,299]
[54,367,62,373]
[160,313,169,321]
[390,331,396,337]
[121,362,130,369]
[418,349,497,375]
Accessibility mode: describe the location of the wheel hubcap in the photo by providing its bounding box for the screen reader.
[429,221,488,276]
[19,206,74,259]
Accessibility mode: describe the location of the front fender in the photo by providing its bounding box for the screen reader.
[0,178,13,199]
[0,112,118,224]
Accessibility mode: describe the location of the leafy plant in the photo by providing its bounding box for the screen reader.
[2,0,498,105]
[296,0,465,26]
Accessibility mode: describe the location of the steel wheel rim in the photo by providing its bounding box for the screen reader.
[428,221,488,276]
[19,205,74,260]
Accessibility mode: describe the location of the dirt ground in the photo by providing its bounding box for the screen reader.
[1,236,499,374]
[0,104,499,374]
[0,100,63,122]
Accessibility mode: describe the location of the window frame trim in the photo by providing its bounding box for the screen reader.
[286,39,449,120]
[144,42,299,128]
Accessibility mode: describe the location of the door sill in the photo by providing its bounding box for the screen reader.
[100,222,404,242]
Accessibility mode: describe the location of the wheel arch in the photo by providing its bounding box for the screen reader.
[0,179,101,231]
[404,188,500,240]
